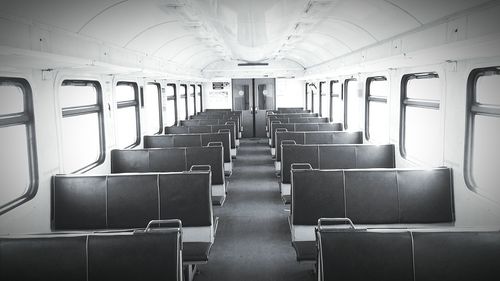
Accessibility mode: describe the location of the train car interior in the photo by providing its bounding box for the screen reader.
[1,0,500,280]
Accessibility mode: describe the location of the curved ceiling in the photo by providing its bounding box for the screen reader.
[0,0,493,74]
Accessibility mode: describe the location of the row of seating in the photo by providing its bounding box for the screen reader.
[9,109,243,281]
[280,143,394,203]
[144,132,233,175]
[111,146,226,204]
[265,109,497,279]
[316,221,500,281]
[0,224,183,281]
[269,122,342,150]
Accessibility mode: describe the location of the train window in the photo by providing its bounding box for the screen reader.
[165,84,177,126]
[400,72,443,166]
[365,76,389,143]
[143,83,162,135]
[319,81,329,119]
[465,67,500,199]
[305,83,312,111]
[344,78,361,130]
[0,78,38,214]
[330,80,343,124]
[60,80,105,173]
[115,82,140,148]
[188,84,195,117]
[178,84,187,121]
[196,85,202,113]
[312,83,320,114]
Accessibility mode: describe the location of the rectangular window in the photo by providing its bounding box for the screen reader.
[344,78,361,131]
[365,76,389,143]
[196,84,202,113]
[144,83,162,135]
[115,82,140,148]
[305,83,313,111]
[165,84,177,126]
[312,83,320,114]
[60,80,104,173]
[320,81,330,119]
[178,84,187,121]
[188,84,195,117]
[330,80,343,124]
[0,78,38,214]
[400,72,443,166]
[465,67,500,200]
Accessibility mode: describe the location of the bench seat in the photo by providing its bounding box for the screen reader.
[52,172,215,266]
[317,227,500,281]
[0,228,183,281]
[290,167,454,261]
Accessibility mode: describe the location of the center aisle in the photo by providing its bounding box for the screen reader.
[196,139,315,281]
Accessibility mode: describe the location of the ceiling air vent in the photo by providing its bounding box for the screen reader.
[238,63,269,67]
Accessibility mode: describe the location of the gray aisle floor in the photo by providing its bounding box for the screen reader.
[195,138,315,281]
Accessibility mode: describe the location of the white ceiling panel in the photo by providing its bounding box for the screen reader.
[388,0,492,24]
[78,0,176,47]
[0,0,120,32]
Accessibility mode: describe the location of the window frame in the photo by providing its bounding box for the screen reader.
[365,76,388,140]
[329,80,340,123]
[166,83,178,126]
[179,84,188,120]
[399,72,440,159]
[146,82,163,134]
[115,81,141,149]
[197,84,203,113]
[343,78,357,130]
[464,66,500,194]
[189,84,196,115]
[319,81,326,118]
[0,77,39,215]
[60,79,106,173]
[305,82,310,110]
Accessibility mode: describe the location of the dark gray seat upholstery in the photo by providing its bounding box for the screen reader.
[291,167,454,261]
[51,172,214,265]
[276,131,363,161]
[168,124,238,146]
[266,116,327,136]
[282,144,394,184]
[317,228,500,281]
[269,122,343,148]
[144,132,231,163]
[111,147,225,205]
[0,229,182,281]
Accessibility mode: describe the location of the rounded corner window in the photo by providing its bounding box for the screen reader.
[0,77,39,215]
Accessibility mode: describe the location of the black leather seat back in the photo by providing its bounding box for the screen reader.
[0,236,88,281]
[413,231,500,281]
[318,231,414,281]
[277,131,363,161]
[186,146,224,185]
[201,132,232,161]
[282,144,395,184]
[88,232,180,281]
[291,170,345,225]
[111,147,223,185]
[144,133,231,163]
[317,230,500,281]
[52,176,108,229]
[270,123,342,148]
[291,168,453,225]
[52,172,212,230]
[159,173,212,226]
[281,145,318,183]
[0,231,182,281]
[164,126,190,134]
[143,135,175,148]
